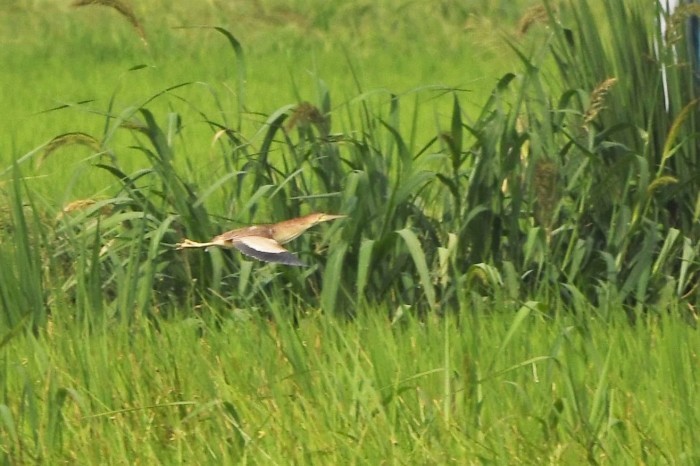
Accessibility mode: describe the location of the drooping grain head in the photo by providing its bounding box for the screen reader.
[72,0,148,45]
[39,132,101,167]
[517,4,555,36]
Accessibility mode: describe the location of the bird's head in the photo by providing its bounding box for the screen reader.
[272,212,346,244]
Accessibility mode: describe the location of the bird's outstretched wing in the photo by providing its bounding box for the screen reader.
[232,236,306,266]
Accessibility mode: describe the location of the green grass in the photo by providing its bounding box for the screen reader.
[1,0,700,463]
[2,306,698,464]
[0,1,513,158]
[0,0,523,221]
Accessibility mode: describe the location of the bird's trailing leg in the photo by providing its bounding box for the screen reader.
[176,238,224,250]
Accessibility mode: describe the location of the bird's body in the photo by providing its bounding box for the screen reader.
[176,213,345,266]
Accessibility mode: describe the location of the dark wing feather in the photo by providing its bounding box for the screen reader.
[232,236,306,266]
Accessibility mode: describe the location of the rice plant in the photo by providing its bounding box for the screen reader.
[1,300,698,463]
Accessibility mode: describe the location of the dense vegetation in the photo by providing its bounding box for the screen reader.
[0,1,697,463]
[3,1,700,322]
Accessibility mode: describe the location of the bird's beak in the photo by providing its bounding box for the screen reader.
[319,214,347,222]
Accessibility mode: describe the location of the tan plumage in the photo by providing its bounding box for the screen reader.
[176,213,345,266]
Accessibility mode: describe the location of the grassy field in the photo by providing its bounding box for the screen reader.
[2,305,698,464]
[1,0,522,206]
[1,0,699,464]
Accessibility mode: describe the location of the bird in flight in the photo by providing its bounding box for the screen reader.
[176,212,345,266]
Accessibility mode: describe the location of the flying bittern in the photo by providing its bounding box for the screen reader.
[176,213,346,266]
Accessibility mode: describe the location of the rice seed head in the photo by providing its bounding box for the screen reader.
[39,132,101,167]
[62,199,97,213]
[72,0,148,46]
[583,77,617,126]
